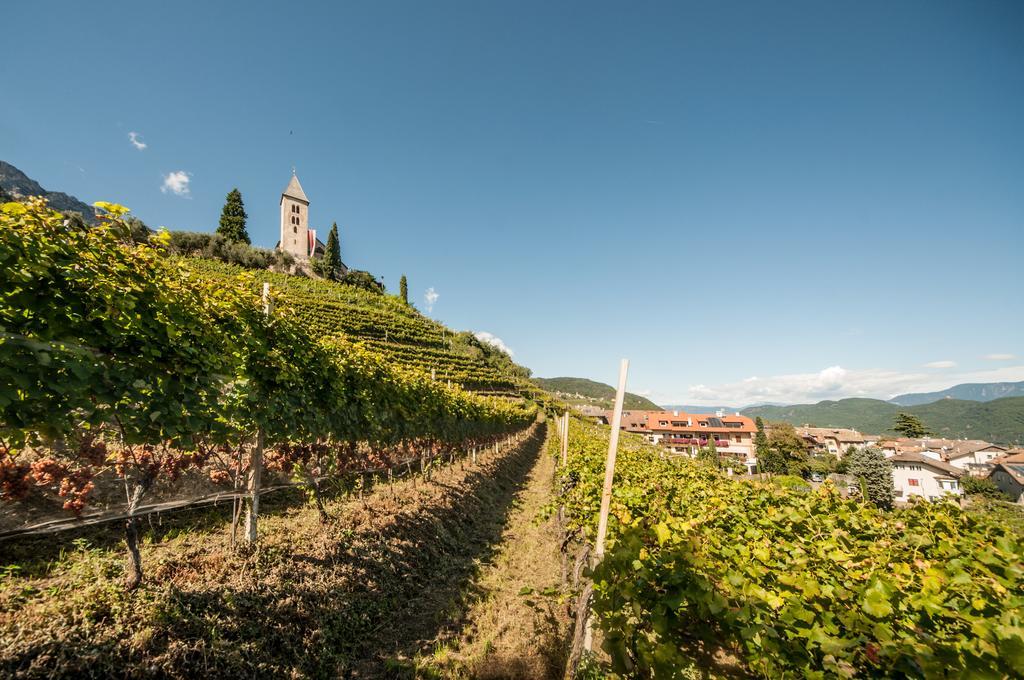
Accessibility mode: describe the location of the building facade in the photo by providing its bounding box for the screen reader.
[889,452,963,502]
[277,172,328,260]
[598,409,757,464]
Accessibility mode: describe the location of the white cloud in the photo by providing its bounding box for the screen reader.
[924,360,957,369]
[984,353,1016,361]
[424,287,439,313]
[161,171,191,197]
[128,131,147,150]
[674,364,1024,407]
[474,331,513,356]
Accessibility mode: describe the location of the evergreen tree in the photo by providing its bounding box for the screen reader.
[893,412,930,438]
[845,446,894,509]
[754,416,769,460]
[399,275,408,304]
[323,222,342,280]
[217,189,249,244]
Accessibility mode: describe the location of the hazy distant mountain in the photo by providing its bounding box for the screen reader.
[661,404,742,414]
[0,161,97,224]
[742,396,1024,445]
[890,381,1024,407]
[533,377,661,410]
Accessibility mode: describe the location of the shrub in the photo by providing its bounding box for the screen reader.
[963,475,1009,500]
[338,269,383,293]
[164,231,294,271]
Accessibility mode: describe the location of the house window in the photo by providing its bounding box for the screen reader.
[293,226,296,233]
[735,435,741,442]
[908,479,920,487]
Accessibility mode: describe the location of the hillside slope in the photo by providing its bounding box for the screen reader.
[890,380,1024,406]
[744,396,1024,445]
[179,257,529,392]
[532,376,660,410]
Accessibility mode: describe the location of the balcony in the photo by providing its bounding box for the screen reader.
[663,437,733,447]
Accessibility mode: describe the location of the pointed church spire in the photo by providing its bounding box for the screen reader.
[281,172,308,203]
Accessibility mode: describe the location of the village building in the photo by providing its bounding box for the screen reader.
[943,441,1009,476]
[988,451,1024,503]
[795,426,875,458]
[879,438,1007,477]
[598,409,757,466]
[889,451,964,502]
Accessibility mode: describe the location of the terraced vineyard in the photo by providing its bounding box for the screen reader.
[179,258,527,393]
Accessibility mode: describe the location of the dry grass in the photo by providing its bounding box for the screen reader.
[0,427,549,679]
[412,431,571,679]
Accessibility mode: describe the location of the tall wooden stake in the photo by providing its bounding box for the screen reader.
[585,358,629,651]
[244,283,272,544]
[561,412,569,467]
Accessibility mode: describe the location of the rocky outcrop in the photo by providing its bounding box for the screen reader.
[0,161,98,224]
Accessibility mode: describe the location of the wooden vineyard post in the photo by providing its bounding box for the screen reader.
[561,412,569,467]
[585,359,629,653]
[243,283,272,544]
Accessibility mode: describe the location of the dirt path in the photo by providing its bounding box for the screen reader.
[1,425,553,679]
[415,426,571,678]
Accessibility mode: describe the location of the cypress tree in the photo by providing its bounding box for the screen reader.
[323,222,342,280]
[217,188,249,244]
[399,275,408,304]
[754,416,769,459]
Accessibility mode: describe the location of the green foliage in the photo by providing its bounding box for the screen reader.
[166,230,292,270]
[310,255,333,279]
[754,416,768,455]
[322,222,342,279]
[400,275,408,304]
[807,453,839,476]
[337,269,382,293]
[216,188,249,244]
[963,475,1009,500]
[759,422,807,476]
[894,412,931,438]
[697,437,718,467]
[0,197,536,500]
[175,256,528,391]
[553,419,1024,679]
[842,446,894,510]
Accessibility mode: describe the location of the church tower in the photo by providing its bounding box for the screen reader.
[279,172,310,259]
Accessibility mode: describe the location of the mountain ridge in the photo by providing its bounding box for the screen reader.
[0,161,98,224]
[742,396,1024,445]
[889,380,1024,406]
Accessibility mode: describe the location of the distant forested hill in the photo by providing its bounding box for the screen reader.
[533,377,661,410]
[743,396,1024,445]
[890,381,1024,406]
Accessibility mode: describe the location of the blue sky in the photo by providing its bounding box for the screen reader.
[4,0,1023,406]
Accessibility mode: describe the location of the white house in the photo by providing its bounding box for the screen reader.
[889,452,963,502]
[943,441,1008,477]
